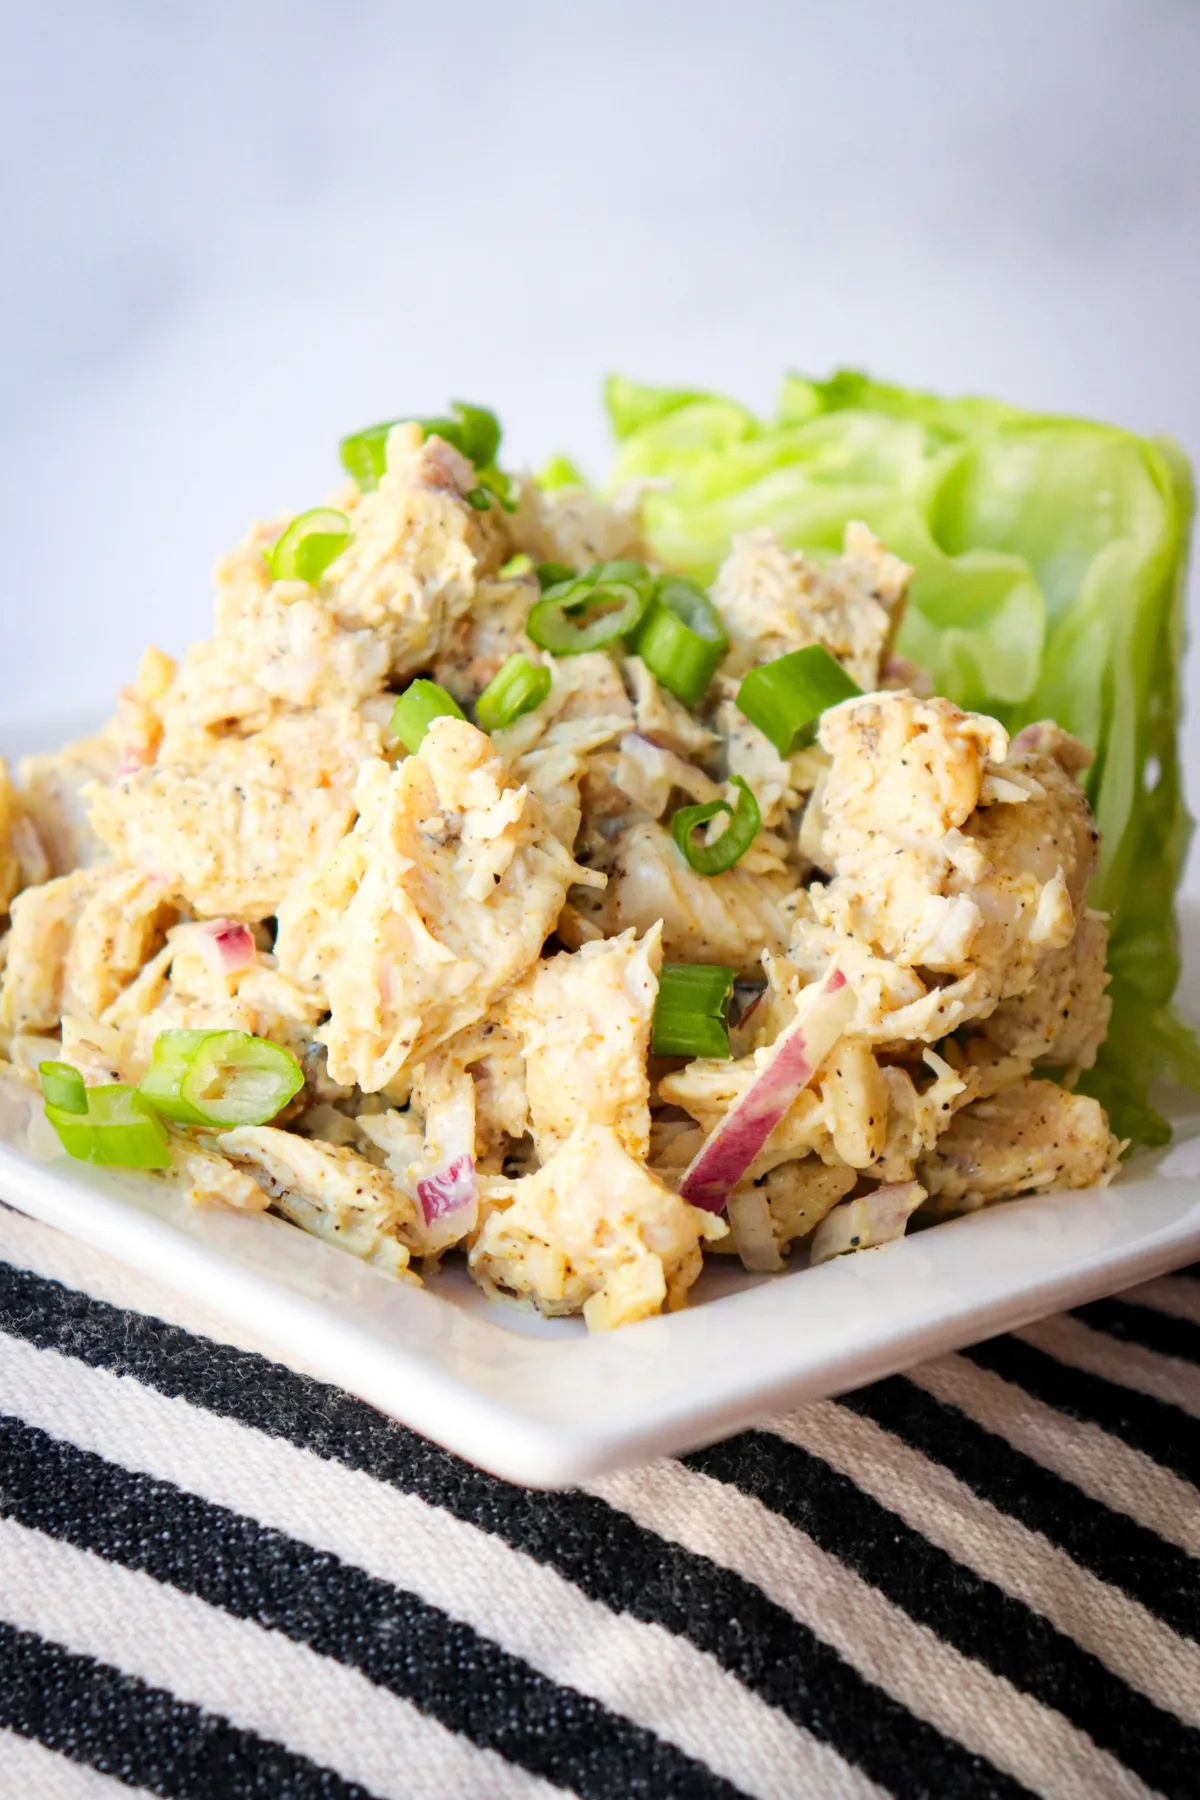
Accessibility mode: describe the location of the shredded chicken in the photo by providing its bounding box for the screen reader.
[918,1080,1121,1211]
[505,925,662,1158]
[275,718,594,1090]
[713,521,911,687]
[470,1122,726,1329]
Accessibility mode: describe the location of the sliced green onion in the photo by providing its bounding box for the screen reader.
[340,403,504,492]
[448,400,501,469]
[736,644,862,756]
[267,508,353,585]
[593,558,653,585]
[498,552,534,579]
[476,654,551,732]
[339,421,396,490]
[390,680,467,753]
[40,1061,87,1114]
[651,963,736,1059]
[537,452,586,490]
[631,575,728,705]
[138,1029,225,1125]
[182,1031,303,1127]
[526,562,654,656]
[671,776,761,875]
[465,486,492,511]
[139,1028,303,1128]
[475,464,517,512]
[536,561,576,589]
[45,1084,171,1168]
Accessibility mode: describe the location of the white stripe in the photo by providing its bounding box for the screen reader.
[0,1330,877,1800]
[587,1460,1160,1800]
[0,1516,556,1800]
[770,1400,1200,1723]
[0,1731,155,1800]
[909,1354,1200,1557]
[0,1197,310,1368]
[1105,1275,1200,1329]
[1018,1313,1200,1418]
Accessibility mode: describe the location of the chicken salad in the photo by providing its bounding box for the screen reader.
[0,403,1128,1330]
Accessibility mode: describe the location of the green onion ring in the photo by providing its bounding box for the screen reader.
[266,508,353,586]
[671,776,762,875]
[475,654,552,733]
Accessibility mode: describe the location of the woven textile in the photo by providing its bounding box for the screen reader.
[0,1199,1196,1800]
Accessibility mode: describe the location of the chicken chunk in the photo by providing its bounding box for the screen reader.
[275,719,593,1091]
[87,706,382,921]
[716,699,823,833]
[759,1159,858,1254]
[104,923,326,1083]
[918,1079,1121,1212]
[328,422,507,677]
[217,1125,422,1276]
[625,656,718,760]
[505,478,647,571]
[60,867,180,1022]
[0,759,49,915]
[588,819,794,974]
[432,573,541,701]
[504,926,661,1159]
[791,690,1105,1048]
[169,1136,271,1212]
[469,1121,726,1330]
[713,521,911,687]
[983,909,1111,1068]
[18,729,120,875]
[0,869,105,1037]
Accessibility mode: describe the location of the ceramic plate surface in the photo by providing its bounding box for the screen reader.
[2,721,1199,1488]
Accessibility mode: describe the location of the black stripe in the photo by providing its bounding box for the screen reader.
[963,1335,1200,1486]
[0,1259,1032,1800]
[0,1411,739,1800]
[839,1376,1200,1643]
[1071,1296,1200,1367]
[0,1619,378,1799]
[684,1430,1200,1800]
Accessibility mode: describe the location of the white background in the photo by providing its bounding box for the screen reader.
[2,0,1198,861]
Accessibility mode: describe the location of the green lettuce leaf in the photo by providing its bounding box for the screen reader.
[605,370,1197,1146]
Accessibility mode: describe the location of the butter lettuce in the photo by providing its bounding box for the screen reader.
[606,371,1197,1146]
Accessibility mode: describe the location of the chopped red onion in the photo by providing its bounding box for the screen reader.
[193,920,257,978]
[417,1154,478,1225]
[809,1181,926,1265]
[680,970,855,1213]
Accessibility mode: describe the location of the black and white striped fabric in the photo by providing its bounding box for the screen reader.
[0,1199,1196,1800]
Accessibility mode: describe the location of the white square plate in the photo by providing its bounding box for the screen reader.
[2,719,1199,1488]
[3,992,1200,1489]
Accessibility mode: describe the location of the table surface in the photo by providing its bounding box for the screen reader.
[1,1193,1196,1799]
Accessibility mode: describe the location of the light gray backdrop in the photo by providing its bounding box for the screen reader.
[2,0,1198,863]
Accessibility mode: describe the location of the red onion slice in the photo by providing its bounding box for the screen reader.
[416,1153,479,1252]
[681,970,855,1213]
[416,1153,477,1223]
[194,920,257,977]
[809,1180,926,1265]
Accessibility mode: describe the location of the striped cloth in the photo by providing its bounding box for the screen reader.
[0,1201,1196,1800]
